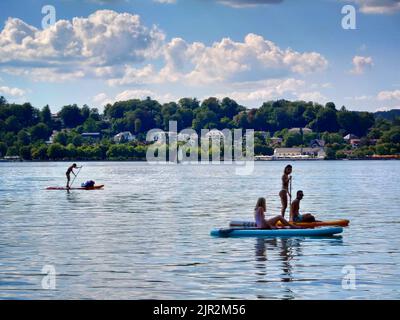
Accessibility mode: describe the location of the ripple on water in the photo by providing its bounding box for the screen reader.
[0,161,399,299]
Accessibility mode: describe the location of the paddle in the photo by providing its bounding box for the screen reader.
[289,174,292,209]
[70,166,82,188]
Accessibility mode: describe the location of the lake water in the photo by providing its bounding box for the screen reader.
[0,160,399,299]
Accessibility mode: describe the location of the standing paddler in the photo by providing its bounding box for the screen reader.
[279,164,292,217]
[66,163,81,189]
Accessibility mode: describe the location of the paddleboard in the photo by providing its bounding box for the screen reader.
[211,226,343,238]
[229,219,349,228]
[46,185,104,190]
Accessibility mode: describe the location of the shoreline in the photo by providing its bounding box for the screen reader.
[1,158,399,163]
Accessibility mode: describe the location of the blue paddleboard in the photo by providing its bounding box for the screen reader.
[210,227,343,238]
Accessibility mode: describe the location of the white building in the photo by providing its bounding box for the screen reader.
[274,147,326,159]
[204,129,228,139]
[113,132,136,143]
[288,128,313,134]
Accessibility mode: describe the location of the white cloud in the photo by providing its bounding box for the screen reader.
[297,91,328,103]
[377,90,400,101]
[217,0,283,8]
[344,95,373,101]
[0,11,328,90]
[375,106,400,112]
[93,90,177,107]
[93,92,113,106]
[0,10,165,80]
[212,78,305,105]
[3,67,86,82]
[108,64,158,86]
[112,34,328,86]
[153,0,177,3]
[0,86,26,97]
[350,55,374,75]
[350,0,400,14]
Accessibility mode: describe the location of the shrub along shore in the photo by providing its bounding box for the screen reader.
[1,96,399,161]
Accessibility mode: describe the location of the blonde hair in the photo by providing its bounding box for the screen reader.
[255,197,266,211]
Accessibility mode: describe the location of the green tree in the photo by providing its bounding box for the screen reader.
[134,118,142,134]
[71,134,83,147]
[47,143,67,159]
[40,105,52,125]
[59,105,83,128]
[106,144,134,159]
[284,132,303,147]
[6,146,18,156]
[5,116,21,133]
[66,143,77,159]
[0,141,7,157]
[312,108,339,132]
[17,130,31,146]
[83,117,99,132]
[53,131,68,146]
[30,123,51,141]
[31,144,48,160]
[19,146,32,160]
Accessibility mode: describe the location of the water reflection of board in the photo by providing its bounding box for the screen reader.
[211,227,343,238]
[46,185,104,190]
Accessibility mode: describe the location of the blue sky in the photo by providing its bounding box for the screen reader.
[0,0,399,112]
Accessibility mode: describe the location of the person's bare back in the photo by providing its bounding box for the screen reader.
[290,190,316,223]
[290,198,300,221]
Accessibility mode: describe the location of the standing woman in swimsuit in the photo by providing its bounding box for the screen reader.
[66,163,80,189]
[279,165,292,217]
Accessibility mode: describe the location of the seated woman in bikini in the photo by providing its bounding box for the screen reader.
[254,197,300,229]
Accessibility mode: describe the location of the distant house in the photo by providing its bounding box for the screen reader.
[178,132,198,147]
[369,139,379,145]
[81,132,101,139]
[270,137,283,146]
[113,132,136,143]
[344,134,359,141]
[205,129,227,139]
[256,131,270,139]
[288,128,313,135]
[46,130,58,144]
[309,139,325,148]
[274,147,326,159]
[350,139,361,148]
[51,113,61,120]
[3,156,21,161]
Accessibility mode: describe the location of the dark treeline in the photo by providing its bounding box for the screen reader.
[0,95,399,160]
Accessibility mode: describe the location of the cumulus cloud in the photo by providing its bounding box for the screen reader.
[375,105,400,112]
[0,10,165,79]
[218,0,400,13]
[153,0,177,3]
[93,90,177,107]
[212,78,306,104]
[377,90,400,101]
[350,55,374,75]
[0,85,26,97]
[344,95,373,101]
[297,91,328,103]
[111,34,328,86]
[217,0,283,8]
[349,0,400,14]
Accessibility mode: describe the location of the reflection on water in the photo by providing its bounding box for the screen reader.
[0,161,399,299]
